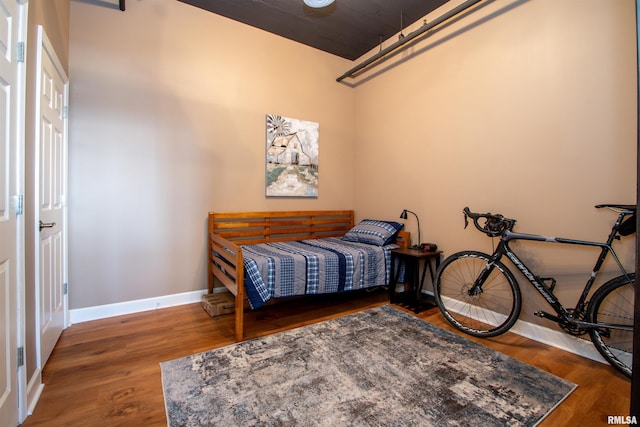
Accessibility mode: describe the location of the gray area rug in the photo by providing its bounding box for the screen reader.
[161,305,576,426]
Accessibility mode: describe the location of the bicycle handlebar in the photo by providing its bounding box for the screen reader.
[463,207,517,237]
[463,204,636,239]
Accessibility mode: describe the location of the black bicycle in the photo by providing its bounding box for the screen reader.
[434,204,636,378]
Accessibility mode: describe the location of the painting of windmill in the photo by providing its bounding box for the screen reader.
[265,114,319,197]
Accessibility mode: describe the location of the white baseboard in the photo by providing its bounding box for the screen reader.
[69,288,212,324]
[26,368,44,416]
[510,317,607,364]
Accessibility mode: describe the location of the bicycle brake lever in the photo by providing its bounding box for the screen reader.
[464,213,469,229]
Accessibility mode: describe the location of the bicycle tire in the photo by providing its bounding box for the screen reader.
[587,273,635,379]
[434,251,522,337]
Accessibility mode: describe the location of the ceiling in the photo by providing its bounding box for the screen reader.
[178,0,451,61]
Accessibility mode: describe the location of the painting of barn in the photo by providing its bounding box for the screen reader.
[265,115,319,197]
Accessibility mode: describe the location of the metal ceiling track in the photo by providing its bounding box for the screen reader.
[336,0,483,82]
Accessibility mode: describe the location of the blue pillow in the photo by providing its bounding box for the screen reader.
[342,219,404,246]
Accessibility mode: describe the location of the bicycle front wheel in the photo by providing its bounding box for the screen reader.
[587,273,635,379]
[434,251,522,337]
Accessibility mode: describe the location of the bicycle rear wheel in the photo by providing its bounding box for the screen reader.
[434,251,521,337]
[587,273,635,379]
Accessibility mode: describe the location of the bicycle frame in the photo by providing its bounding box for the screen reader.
[477,213,632,329]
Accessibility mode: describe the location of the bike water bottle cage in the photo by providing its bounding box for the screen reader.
[463,207,516,237]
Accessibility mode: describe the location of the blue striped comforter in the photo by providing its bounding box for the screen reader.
[242,238,395,309]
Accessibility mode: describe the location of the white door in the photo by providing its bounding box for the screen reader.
[35,26,67,368]
[0,1,25,426]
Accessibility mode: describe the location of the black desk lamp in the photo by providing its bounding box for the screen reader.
[400,209,421,249]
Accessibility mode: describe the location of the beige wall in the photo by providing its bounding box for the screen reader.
[67,0,637,334]
[68,0,355,308]
[352,0,637,326]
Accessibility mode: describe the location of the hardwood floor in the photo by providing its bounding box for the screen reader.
[21,289,631,426]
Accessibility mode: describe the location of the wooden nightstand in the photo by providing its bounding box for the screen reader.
[390,248,442,313]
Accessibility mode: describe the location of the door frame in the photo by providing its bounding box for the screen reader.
[15,0,28,423]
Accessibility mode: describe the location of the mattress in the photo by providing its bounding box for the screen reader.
[241,237,397,309]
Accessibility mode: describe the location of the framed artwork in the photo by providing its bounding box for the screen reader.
[265,114,319,197]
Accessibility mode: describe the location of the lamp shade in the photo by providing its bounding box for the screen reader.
[303,0,335,8]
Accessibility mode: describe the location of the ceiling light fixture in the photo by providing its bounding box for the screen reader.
[303,0,335,8]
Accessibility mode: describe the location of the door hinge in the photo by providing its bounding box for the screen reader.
[17,42,24,63]
[63,106,68,119]
[17,347,24,367]
[63,283,68,295]
[15,195,23,215]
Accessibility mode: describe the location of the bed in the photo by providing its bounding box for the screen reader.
[208,210,410,341]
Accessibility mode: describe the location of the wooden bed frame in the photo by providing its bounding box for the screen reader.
[208,210,410,341]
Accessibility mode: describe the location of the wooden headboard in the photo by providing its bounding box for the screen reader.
[208,210,410,247]
[209,210,355,245]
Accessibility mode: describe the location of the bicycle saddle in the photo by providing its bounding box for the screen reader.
[595,204,636,212]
